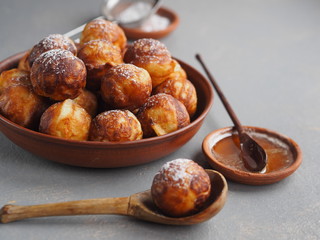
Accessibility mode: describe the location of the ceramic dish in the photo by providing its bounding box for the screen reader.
[121,7,179,39]
[202,126,302,185]
[0,51,213,168]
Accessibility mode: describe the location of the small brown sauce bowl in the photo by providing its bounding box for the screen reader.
[121,7,179,40]
[202,126,302,185]
[0,51,213,168]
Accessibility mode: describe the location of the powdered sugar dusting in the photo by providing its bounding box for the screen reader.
[113,64,135,79]
[145,93,170,107]
[131,38,171,63]
[156,158,195,188]
[36,49,77,75]
[85,19,115,34]
[109,64,146,84]
[40,34,70,50]
[140,14,170,32]
[40,34,60,50]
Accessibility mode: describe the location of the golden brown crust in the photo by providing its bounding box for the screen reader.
[153,78,198,118]
[100,64,152,111]
[89,110,143,142]
[39,99,91,140]
[0,68,31,94]
[72,89,98,117]
[167,59,187,81]
[123,38,175,88]
[18,50,31,72]
[137,93,190,138]
[77,40,123,90]
[28,34,77,67]
[30,49,86,101]
[0,84,48,129]
[80,19,127,52]
[151,159,211,217]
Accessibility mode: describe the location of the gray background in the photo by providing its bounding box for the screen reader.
[0,0,319,239]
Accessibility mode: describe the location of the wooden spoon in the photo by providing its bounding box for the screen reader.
[0,170,227,225]
[196,54,267,172]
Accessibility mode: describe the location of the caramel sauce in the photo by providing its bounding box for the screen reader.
[212,133,294,173]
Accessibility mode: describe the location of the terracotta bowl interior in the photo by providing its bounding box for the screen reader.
[121,7,179,39]
[202,126,302,185]
[0,52,213,168]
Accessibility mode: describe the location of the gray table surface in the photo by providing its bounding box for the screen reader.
[0,0,319,239]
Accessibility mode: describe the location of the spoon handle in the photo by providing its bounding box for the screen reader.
[0,197,129,223]
[195,54,244,134]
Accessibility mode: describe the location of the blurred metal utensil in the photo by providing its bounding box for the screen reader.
[101,0,162,28]
[64,0,162,40]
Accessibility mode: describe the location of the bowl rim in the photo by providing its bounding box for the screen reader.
[202,126,302,185]
[0,51,214,149]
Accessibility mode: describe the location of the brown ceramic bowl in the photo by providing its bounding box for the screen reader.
[0,51,213,168]
[202,126,302,185]
[121,7,179,40]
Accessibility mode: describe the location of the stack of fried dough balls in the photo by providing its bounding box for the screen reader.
[80,18,127,52]
[0,19,198,142]
[124,38,197,117]
[77,39,123,91]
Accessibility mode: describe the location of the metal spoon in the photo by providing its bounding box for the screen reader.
[101,0,162,28]
[64,0,162,39]
[0,170,227,225]
[196,54,267,172]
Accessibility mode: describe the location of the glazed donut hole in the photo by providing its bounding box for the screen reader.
[0,84,48,129]
[137,93,190,138]
[72,89,98,117]
[153,78,198,118]
[151,159,211,217]
[89,110,143,142]
[77,39,123,91]
[39,99,91,141]
[28,34,77,67]
[100,63,152,111]
[123,38,175,88]
[0,68,31,94]
[30,49,86,101]
[80,19,127,52]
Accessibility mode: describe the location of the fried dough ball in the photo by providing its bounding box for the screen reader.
[123,38,175,88]
[100,64,152,111]
[18,51,31,71]
[28,34,77,67]
[151,159,211,217]
[80,19,127,52]
[89,110,143,142]
[153,78,198,118]
[164,59,187,82]
[39,99,91,141]
[137,93,190,138]
[0,68,31,94]
[30,49,86,101]
[73,89,98,117]
[0,84,48,129]
[77,40,123,90]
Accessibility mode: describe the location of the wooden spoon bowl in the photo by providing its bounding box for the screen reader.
[0,170,227,225]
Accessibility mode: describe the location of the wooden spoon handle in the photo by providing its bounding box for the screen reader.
[0,197,129,223]
[195,54,244,134]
